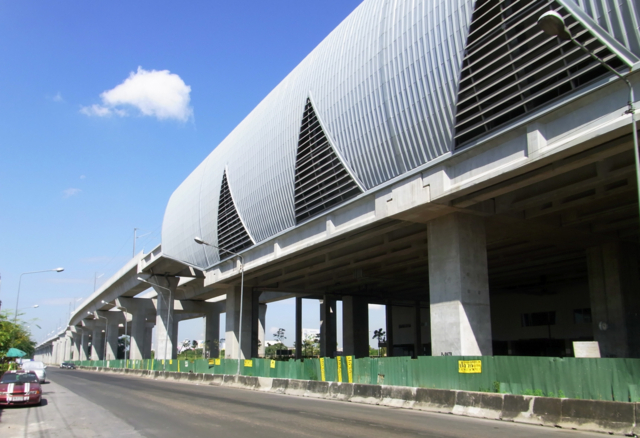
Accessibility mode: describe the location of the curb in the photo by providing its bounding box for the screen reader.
[78,366,637,435]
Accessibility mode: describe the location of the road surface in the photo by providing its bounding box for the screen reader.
[0,368,606,437]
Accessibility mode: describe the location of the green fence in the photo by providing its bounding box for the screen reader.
[72,355,640,402]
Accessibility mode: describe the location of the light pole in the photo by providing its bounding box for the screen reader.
[90,311,109,366]
[537,11,639,218]
[194,236,245,376]
[137,277,173,370]
[14,268,63,325]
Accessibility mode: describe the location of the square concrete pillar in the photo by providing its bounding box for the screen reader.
[587,242,640,358]
[143,323,154,359]
[259,303,267,357]
[295,297,302,359]
[427,213,492,356]
[251,291,262,359]
[98,311,121,361]
[385,302,394,357]
[80,328,89,361]
[320,296,337,357]
[151,276,179,360]
[205,310,220,358]
[91,326,105,360]
[225,285,253,360]
[342,295,369,358]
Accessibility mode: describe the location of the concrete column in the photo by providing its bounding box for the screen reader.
[151,276,179,360]
[342,295,369,358]
[414,301,423,357]
[64,333,73,361]
[79,328,89,361]
[587,242,640,358]
[205,309,220,358]
[295,297,302,359]
[99,311,121,361]
[118,297,155,360]
[320,296,337,357]
[427,213,492,356]
[143,323,154,359]
[251,291,261,359]
[91,325,105,360]
[386,302,394,357]
[225,285,252,359]
[258,303,267,357]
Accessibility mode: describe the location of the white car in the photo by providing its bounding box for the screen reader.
[21,361,47,383]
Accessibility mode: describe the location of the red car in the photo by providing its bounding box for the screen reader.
[0,370,42,406]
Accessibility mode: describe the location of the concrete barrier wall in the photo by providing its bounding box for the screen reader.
[79,366,638,435]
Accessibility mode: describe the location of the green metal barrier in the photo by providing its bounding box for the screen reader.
[71,355,640,402]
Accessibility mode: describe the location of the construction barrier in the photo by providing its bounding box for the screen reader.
[70,355,640,402]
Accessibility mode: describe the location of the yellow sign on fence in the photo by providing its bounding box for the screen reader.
[346,356,353,383]
[458,360,482,373]
[244,359,253,368]
[215,358,221,366]
[208,359,215,365]
[320,358,326,381]
[336,356,343,382]
[270,360,276,369]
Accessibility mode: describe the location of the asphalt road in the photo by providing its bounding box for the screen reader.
[1,368,606,438]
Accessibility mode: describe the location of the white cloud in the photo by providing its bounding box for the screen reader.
[80,175,86,179]
[62,188,82,198]
[52,92,64,102]
[80,67,192,121]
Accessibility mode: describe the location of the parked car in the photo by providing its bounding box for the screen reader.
[0,370,42,406]
[21,361,47,383]
[60,362,76,369]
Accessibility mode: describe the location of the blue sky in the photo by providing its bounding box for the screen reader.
[0,0,386,350]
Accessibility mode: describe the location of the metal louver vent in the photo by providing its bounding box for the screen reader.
[217,171,253,257]
[294,99,362,223]
[454,0,627,148]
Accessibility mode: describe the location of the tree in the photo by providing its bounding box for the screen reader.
[117,335,130,360]
[273,328,286,343]
[0,311,35,359]
[372,328,386,357]
[302,333,320,357]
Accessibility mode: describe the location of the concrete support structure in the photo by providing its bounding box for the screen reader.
[258,303,267,357]
[91,324,105,360]
[320,296,337,358]
[151,276,179,361]
[143,323,154,359]
[342,295,369,358]
[79,328,89,361]
[99,311,120,361]
[427,213,492,356]
[251,292,262,359]
[587,242,640,358]
[295,297,302,359]
[205,310,220,358]
[64,332,73,361]
[118,297,155,360]
[414,301,423,357]
[225,285,252,360]
[385,302,394,357]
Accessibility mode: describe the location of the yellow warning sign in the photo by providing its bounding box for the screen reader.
[346,356,353,383]
[215,358,221,366]
[270,360,276,369]
[208,359,215,365]
[320,358,326,381]
[458,360,482,373]
[244,359,253,368]
[336,356,343,382]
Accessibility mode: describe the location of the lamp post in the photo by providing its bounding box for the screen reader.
[194,236,245,376]
[90,311,109,366]
[137,277,173,370]
[14,268,63,325]
[537,11,639,218]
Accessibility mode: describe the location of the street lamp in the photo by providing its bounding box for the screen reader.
[89,311,109,365]
[137,277,173,370]
[194,236,245,376]
[14,268,64,324]
[537,11,639,218]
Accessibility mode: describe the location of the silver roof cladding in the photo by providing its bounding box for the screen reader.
[162,0,640,270]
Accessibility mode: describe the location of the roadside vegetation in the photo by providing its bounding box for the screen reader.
[0,310,36,372]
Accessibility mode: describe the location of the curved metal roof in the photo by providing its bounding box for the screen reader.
[162,0,640,269]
